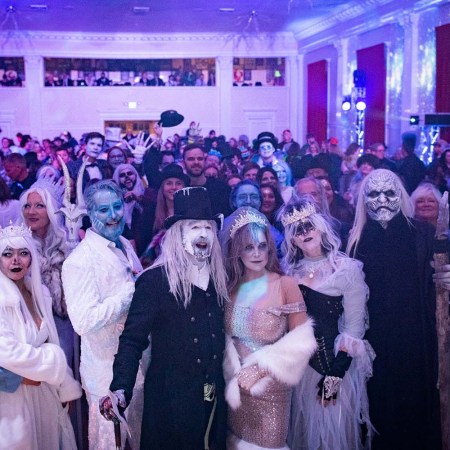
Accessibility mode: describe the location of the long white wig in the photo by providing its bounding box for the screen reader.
[152,220,228,308]
[0,232,60,345]
[19,186,68,317]
[346,169,413,256]
[279,199,343,276]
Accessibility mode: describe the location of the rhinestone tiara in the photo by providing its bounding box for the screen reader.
[0,223,32,240]
[281,203,316,227]
[230,209,268,238]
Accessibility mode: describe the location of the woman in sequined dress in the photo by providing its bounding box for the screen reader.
[280,198,375,450]
[221,206,316,450]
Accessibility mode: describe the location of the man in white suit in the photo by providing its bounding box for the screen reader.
[62,179,144,449]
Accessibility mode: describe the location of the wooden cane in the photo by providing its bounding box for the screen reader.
[433,191,450,450]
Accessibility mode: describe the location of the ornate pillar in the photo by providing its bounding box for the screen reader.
[216,56,233,138]
[24,56,44,137]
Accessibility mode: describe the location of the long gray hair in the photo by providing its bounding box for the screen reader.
[152,220,228,308]
[346,169,413,256]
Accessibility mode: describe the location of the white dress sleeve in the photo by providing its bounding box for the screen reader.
[333,257,370,358]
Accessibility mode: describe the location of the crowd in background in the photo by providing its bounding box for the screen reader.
[0,122,449,450]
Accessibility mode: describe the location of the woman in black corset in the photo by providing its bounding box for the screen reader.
[280,198,375,450]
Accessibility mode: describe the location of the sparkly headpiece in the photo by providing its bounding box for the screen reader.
[229,209,268,238]
[281,203,316,227]
[29,175,65,205]
[0,223,32,240]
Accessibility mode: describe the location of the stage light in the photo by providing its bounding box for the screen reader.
[355,98,366,111]
[410,115,419,125]
[342,96,351,111]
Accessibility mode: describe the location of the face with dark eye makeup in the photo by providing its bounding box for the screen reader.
[0,247,32,281]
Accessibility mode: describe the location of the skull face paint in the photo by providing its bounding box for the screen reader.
[90,190,125,243]
[181,220,214,262]
[259,142,275,160]
[364,171,401,224]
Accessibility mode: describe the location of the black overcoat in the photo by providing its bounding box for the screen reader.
[110,266,227,450]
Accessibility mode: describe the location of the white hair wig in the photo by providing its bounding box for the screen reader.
[151,220,228,308]
[19,186,68,316]
[346,169,413,256]
[0,233,45,321]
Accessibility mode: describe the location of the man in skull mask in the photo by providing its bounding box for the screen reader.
[100,186,228,450]
[347,169,446,450]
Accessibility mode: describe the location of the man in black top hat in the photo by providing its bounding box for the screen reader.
[100,186,228,450]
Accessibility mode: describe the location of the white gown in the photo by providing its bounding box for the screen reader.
[0,279,81,450]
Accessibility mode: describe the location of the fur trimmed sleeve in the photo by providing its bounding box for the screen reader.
[223,318,317,409]
[243,318,316,387]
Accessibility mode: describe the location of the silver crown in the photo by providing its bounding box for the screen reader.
[30,174,65,204]
[0,223,32,240]
[281,203,316,227]
[230,209,268,237]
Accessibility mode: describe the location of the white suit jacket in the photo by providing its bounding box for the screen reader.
[62,228,143,396]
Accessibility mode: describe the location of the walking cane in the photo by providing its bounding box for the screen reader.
[434,191,450,450]
[113,417,122,450]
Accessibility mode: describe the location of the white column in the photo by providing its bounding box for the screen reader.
[216,56,233,138]
[296,52,306,143]
[400,12,419,133]
[286,55,299,138]
[334,37,352,149]
[24,56,44,138]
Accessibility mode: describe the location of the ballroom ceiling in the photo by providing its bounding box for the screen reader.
[1,0,365,35]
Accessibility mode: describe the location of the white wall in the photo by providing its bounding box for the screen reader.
[0,32,298,143]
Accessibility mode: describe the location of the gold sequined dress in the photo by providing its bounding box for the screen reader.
[224,275,307,449]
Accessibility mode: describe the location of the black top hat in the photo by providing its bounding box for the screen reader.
[159,164,190,188]
[255,131,278,149]
[159,110,185,128]
[164,186,223,229]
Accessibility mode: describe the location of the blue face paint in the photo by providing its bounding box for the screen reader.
[90,190,125,243]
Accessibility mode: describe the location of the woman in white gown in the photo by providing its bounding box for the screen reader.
[280,198,375,450]
[0,223,81,450]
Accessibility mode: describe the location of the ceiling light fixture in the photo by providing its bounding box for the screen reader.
[219,7,235,13]
[29,4,48,11]
[133,6,150,15]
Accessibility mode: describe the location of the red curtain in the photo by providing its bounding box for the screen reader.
[307,60,328,144]
[357,44,386,146]
[436,23,450,141]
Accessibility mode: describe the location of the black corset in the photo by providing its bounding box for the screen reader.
[300,284,343,376]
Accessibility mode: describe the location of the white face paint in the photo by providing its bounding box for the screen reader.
[364,171,401,224]
[181,220,214,262]
[259,142,275,160]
